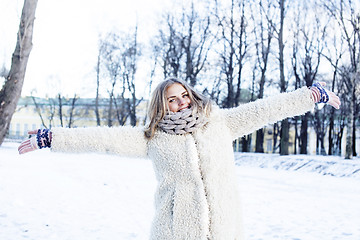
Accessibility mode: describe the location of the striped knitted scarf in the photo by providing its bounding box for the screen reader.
[158,107,207,135]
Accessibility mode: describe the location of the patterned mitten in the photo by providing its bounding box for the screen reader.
[36,129,52,149]
[18,129,52,154]
[310,82,341,109]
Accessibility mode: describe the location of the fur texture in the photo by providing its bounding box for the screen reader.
[51,87,314,240]
[51,126,148,158]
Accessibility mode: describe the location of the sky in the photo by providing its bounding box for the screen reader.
[0,0,181,98]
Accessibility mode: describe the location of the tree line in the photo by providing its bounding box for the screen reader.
[93,0,358,159]
[1,0,359,159]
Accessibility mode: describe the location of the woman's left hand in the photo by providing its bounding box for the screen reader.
[326,91,341,109]
[310,82,341,109]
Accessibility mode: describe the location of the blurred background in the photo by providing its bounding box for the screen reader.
[1,0,359,158]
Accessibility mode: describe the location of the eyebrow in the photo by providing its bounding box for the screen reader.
[167,91,188,100]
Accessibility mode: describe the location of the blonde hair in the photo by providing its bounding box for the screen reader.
[144,78,212,139]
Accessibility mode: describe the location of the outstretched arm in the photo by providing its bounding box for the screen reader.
[223,83,340,140]
[19,126,148,158]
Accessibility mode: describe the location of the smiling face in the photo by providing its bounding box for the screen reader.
[165,83,191,112]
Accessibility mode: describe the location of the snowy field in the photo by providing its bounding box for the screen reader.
[1,141,360,240]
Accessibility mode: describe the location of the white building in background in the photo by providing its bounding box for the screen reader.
[7,96,148,139]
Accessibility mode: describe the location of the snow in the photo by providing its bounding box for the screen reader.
[1,141,359,240]
[234,152,360,179]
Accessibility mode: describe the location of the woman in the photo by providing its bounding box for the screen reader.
[18,78,340,239]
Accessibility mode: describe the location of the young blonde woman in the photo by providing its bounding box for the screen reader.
[18,78,340,240]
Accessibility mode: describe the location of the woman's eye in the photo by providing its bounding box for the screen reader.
[183,94,189,98]
[169,99,175,103]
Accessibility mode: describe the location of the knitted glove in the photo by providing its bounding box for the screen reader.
[18,129,52,154]
[310,82,341,109]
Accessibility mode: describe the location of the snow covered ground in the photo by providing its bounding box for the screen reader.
[1,141,359,240]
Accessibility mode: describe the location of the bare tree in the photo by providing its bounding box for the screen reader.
[322,27,345,155]
[322,0,360,159]
[113,96,129,126]
[312,105,328,155]
[31,93,80,129]
[291,3,305,155]
[332,68,350,155]
[95,51,101,126]
[94,39,106,126]
[66,94,78,128]
[251,0,275,153]
[0,0,38,145]
[214,0,250,151]
[205,76,222,105]
[101,33,123,127]
[154,2,213,88]
[120,26,142,126]
[57,94,79,128]
[215,0,235,108]
[291,1,326,154]
[31,95,57,129]
[145,40,161,124]
[157,14,184,79]
[277,0,289,155]
[272,122,280,153]
[99,27,142,127]
[58,94,64,127]
[215,0,248,108]
[263,0,289,155]
[181,2,213,87]
[31,95,48,129]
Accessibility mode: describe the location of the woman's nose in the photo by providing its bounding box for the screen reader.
[178,98,185,105]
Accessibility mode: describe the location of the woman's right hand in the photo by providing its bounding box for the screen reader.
[18,130,39,155]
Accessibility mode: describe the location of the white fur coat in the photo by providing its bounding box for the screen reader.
[51,87,315,240]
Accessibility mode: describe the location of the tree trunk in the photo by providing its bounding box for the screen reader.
[316,133,320,155]
[130,99,137,126]
[0,0,38,145]
[58,94,63,127]
[107,96,113,127]
[272,122,280,153]
[95,52,101,126]
[255,129,264,153]
[280,119,289,155]
[67,94,77,128]
[320,133,326,155]
[352,115,357,157]
[345,125,353,159]
[336,122,345,156]
[278,0,289,155]
[294,116,298,154]
[241,135,251,152]
[328,111,334,155]
[328,65,338,155]
[299,113,309,154]
[345,87,354,159]
[255,65,268,153]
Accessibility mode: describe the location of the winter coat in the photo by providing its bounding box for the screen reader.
[51,87,315,240]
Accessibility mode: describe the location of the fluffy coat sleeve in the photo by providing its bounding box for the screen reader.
[50,126,148,158]
[223,86,315,140]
